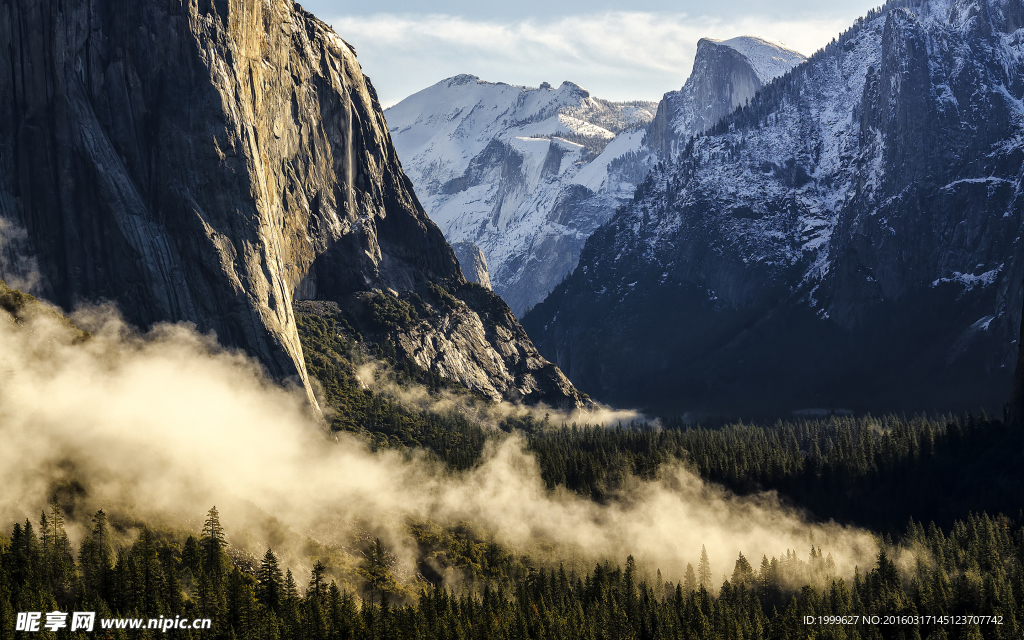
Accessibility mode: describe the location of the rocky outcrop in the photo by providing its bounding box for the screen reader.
[524,0,1024,417]
[296,281,580,405]
[451,242,491,289]
[0,0,583,408]
[647,37,804,159]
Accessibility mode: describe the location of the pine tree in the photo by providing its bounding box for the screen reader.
[182,535,201,576]
[42,496,75,605]
[281,568,301,637]
[759,556,772,592]
[307,560,327,605]
[201,506,227,578]
[135,528,166,614]
[362,538,400,603]
[698,545,712,588]
[685,563,697,593]
[257,549,284,614]
[79,510,112,601]
[732,553,754,586]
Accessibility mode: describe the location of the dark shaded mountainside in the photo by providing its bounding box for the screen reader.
[525,0,1024,418]
[0,0,582,408]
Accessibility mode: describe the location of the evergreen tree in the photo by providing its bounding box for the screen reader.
[698,545,712,588]
[201,506,227,578]
[281,568,301,637]
[79,510,112,602]
[41,496,75,606]
[732,552,754,586]
[307,560,327,605]
[258,548,284,614]
[182,535,202,576]
[685,563,697,593]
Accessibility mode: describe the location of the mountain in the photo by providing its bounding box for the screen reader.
[385,77,657,316]
[647,36,807,159]
[386,39,804,317]
[0,0,583,409]
[524,0,1024,418]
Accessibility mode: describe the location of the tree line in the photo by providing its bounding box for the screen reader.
[526,412,1024,533]
[3,502,1023,639]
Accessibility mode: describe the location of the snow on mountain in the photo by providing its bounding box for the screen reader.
[524,0,1024,417]
[714,36,807,83]
[387,75,642,196]
[386,35,804,316]
[646,36,808,159]
[386,76,657,316]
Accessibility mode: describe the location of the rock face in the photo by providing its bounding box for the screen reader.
[647,37,806,159]
[0,0,583,408]
[386,40,803,317]
[451,242,491,290]
[524,0,1024,417]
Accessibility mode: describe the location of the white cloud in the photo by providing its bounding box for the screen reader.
[328,11,854,105]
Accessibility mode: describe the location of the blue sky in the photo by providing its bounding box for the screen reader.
[302,1,883,106]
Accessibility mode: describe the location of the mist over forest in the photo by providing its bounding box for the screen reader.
[2,0,1024,638]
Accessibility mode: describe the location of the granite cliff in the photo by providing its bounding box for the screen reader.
[451,242,491,290]
[0,0,582,408]
[646,36,806,160]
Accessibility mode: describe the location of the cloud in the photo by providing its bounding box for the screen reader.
[0,303,877,591]
[352,358,646,429]
[329,12,852,105]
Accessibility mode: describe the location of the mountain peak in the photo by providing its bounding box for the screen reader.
[386,74,658,316]
[557,80,590,97]
[448,73,481,86]
[525,0,1024,416]
[698,35,806,84]
[646,33,804,159]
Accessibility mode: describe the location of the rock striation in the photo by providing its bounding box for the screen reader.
[525,0,1024,417]
[0,0,583,409]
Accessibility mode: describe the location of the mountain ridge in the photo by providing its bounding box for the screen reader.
[524,0,1024,417]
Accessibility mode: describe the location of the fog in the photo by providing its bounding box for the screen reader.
[0,301,878,592]
[351,359,646,431]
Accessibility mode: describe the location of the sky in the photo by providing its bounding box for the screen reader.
[302,0,883,107]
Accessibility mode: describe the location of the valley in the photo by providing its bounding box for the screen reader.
[1,0,1023,638]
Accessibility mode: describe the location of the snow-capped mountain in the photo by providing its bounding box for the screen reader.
[648,36,806,158]
[386,37,805,316]
[386,77,657,316]
[524,0,1024,417]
